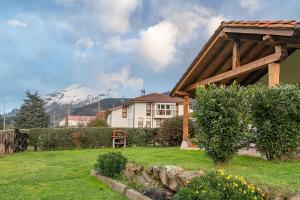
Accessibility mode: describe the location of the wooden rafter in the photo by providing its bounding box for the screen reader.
[175,91,191,96]
[223,27,294,37]
[222,32,300,48]
[185,45,287,91]
[232,40,240,69]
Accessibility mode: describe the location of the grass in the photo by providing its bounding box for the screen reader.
[0,147,299,199]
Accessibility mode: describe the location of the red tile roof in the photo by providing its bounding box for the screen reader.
[221,20,300,29]
[131,93,183,103]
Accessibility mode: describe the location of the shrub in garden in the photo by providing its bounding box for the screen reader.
[194,84,250,165]
[249,85,300,160]
[126,128,159,146]
[95,152,127,178]
[175,170,265,200]
[158,116,196,146]
[87,117,108,127]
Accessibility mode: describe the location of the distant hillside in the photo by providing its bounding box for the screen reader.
[72,98,131,116]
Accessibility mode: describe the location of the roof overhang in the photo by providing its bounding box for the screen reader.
[170,21,300,97]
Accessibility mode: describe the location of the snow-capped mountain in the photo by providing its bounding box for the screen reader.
[44,84,101,109]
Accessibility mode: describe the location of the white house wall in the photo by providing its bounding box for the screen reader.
[110,107,128,128]
[133,103,148,128]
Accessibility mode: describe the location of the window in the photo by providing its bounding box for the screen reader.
[155,103,175,116]
[138,117,143,128]
[146,103,151,116]
[146,118,151,128]
[122,106,127,118]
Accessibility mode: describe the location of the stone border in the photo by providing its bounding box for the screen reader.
[91,170,151,200]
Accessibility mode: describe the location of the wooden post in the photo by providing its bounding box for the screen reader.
[232,40,240,69]
[268,62,280,87]
[181,95,189,149]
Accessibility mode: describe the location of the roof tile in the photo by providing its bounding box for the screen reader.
[222,20,299,29]
[132,93,183,103]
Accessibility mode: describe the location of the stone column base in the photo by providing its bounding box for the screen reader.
[180,140,189,149]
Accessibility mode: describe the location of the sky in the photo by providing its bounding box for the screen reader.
[0,0,300,111]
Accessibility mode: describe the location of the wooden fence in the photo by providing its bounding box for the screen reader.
[0,129,28,154]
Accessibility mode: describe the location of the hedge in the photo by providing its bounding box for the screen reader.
[28,127,159,151]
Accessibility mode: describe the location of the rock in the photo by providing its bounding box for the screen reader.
[123,163,144,178]
[137,165,203,192]
[147,165,161,180]
[177,171,204,186]
[159,168,168,185]
[159,165,184,192]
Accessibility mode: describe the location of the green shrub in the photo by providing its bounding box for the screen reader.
[157,116,196,146]
[194,84,250,165]
[250,85,300,160]
[28,127,159,150]
[175,170,266,200]
[130,128,159,146]
[87,117,108,127]
[95,152,127,178]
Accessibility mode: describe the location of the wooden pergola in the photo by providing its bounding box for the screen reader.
[170,20,300,149]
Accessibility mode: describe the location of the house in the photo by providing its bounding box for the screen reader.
[170,20,300,148]
[105,93,186,128]
[58,115,95,128]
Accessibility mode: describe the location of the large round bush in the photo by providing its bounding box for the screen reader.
[250,85,300,160]
[95,152,127,178]
[175,170,265,200]
[194,84,250,165]
[158,116,196,146]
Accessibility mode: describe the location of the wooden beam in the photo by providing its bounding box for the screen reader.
[183,96,189,141]
[222,32,300,48]
[186,45,286,91]
[175,91,191,97]
[232,40,240,69]
[223,27,295,37]
[268,62,280,87]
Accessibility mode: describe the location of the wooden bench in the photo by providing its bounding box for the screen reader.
[112,130,127,148]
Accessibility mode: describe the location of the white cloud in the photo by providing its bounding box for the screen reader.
[98,67,143,91]
[103,21,178,72]
[88,0,139,33]
[137,21,178,71]
[76,37,94,49]
[102,3,225,72]
[6,19,27,27]
[240,0,260,13]
[206,15,226,36]
[73,49,86,60]
[102,36,136,52]
[55,0,139,33]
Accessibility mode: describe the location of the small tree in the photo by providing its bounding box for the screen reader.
[194,84,249,165]
[87,117,108,127]
[15,90,49,129]
[250,85,300,160]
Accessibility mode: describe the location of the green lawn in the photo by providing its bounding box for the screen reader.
[0,147,299,199]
